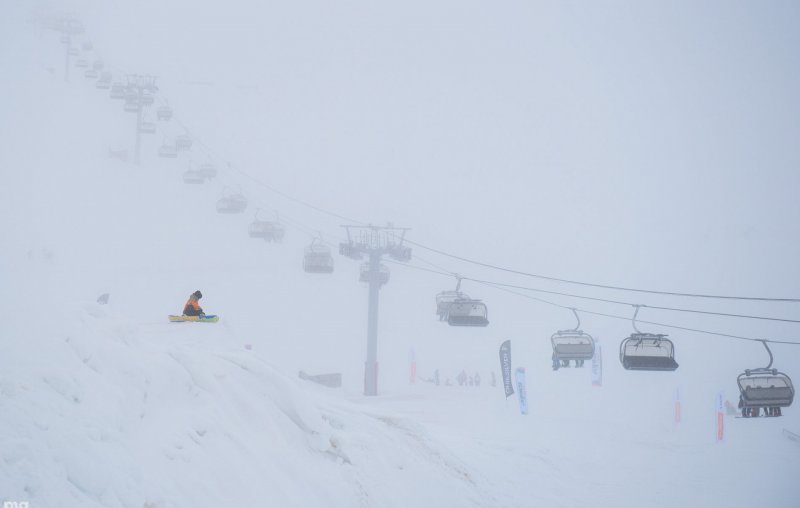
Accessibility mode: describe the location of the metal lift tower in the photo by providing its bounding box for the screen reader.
[125,74,158,165]
[340,225,411,396]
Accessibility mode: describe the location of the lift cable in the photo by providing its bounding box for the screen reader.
[169,108,799,305]
[456,278,800,324]
[401,238,800,303]
[383,259,800,346]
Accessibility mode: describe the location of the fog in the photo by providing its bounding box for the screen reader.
[1,1,799,507]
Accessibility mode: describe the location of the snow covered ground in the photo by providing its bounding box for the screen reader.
[2,2,800,507]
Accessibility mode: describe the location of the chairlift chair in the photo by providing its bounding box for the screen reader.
[175,135,193,151]
[619,306,678,371]
[92,60,104,70]
[68,48,79,56]
[359,262,390,285]
[447,299,489,327]
[216,193,248,214]
[157,106,173,121]
[81,41,92,51]
[75,59,88,68]
[138,121,156,134]
[303,241,334,273]
[96,79,111,90]
[249,220,285,242]
[738,370,794,417]
[551,310,595,369]
[84,69,98,79]
[109,84,125,99]
[551,331,595,369]
[197,163,217,179]
[158,143,178,158]
[737,341,794,417]
[140,93,155,106]
[436,290,469,321]
[124,99,140,112]
[123,99,140,113]
[619,333,678,371]
[60,34,70,44]
[182,170,205,184]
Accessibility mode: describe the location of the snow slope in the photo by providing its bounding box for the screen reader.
[2,3,800,508]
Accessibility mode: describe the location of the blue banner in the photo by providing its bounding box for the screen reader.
[592,342,603,387]
[515,367,528,415]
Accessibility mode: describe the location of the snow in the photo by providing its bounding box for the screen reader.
[2,2,800,507]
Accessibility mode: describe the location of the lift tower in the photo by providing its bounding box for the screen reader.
[51,14,83,82]
[125,74,158,165]
[340,225,411,396]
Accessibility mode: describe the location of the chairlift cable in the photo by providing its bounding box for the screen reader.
[401,239,800,303]
[459,278,800,324]
[159,76,798,306]
[472,279,800,346]
[386,260,800,346]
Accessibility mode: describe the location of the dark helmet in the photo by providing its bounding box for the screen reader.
[193,290,203,299]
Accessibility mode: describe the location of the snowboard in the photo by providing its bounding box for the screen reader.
[169,314,219,323]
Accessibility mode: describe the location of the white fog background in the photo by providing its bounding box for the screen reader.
[1,0,799,507]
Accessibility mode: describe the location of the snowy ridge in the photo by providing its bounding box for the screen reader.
[0,301,496,507]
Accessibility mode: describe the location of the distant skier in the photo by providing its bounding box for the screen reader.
[183,290,205,317]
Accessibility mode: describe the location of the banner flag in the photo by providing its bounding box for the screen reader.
[716,392,725,443]
[591,342,603,387]
[674,386,682,424]
[515,367,528,415]
[499,340,514,398]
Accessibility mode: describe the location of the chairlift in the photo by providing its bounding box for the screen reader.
[216,189,248,214]
[81,41,92,51]
[737,341,794,417]
[303,239,334,273]
[75,59,88,68]
[138,121,156,134]
[182,170,204,184]
[197,163,217,179]
[109,83,125,99]
[60,34,70,44]
[435,276,470,321]
[123,99,140,113]
[68,48,79,56]
[92,60,104,71]
[436,276,489,326]
[158,143,178,158]
[140,92,155,106]
[359,262,390,285]
[447,299,489,327]
[96,79,111,90]
[551,309,595,370]
[100,71,112,82]
[157,106,173,121]
[84,69,98,79]
[248,210,284,241]
[175,135,192,151]
[619,306,678,371]
[436,290,468,321]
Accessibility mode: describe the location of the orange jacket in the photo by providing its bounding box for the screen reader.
[184,298,203,314]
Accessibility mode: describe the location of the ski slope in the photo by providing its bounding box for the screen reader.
[2,3,800,507]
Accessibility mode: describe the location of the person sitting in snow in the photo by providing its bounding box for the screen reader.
[183,290,205,316]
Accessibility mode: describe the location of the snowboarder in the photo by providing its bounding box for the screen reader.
[183,290,205,317]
